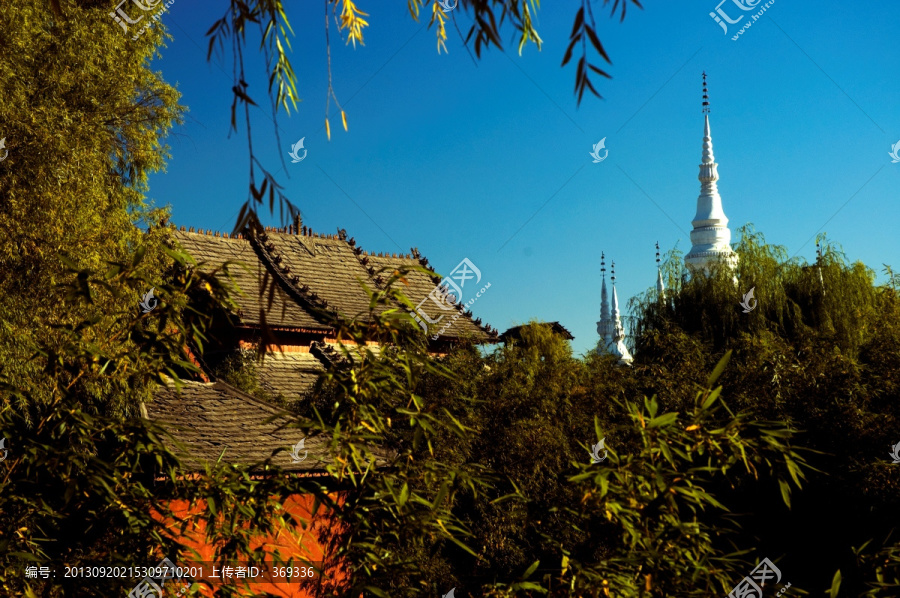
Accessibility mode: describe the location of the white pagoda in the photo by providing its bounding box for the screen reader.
[596,254,633,365]
[684,73,738,273]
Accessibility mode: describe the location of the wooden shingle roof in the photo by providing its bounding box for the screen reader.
[254,351,325,402]
[148,380,328,472]
[368,252,491,340]
[174,230,321,329]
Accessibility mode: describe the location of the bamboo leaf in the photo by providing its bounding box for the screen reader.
[828,569,841,597]
[707,351,733,388]
[648,413,678,428]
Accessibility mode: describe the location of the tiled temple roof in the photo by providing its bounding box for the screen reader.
[254,350,325,401]
[147,380,329,472]
[171,225,497,342]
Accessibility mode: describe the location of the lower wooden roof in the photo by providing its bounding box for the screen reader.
[147,380,328,473]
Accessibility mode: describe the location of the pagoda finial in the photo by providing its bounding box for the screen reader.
[601,252,606,277]
[702,71,710,114]
[656,242,661,266]
[611,261,616,284]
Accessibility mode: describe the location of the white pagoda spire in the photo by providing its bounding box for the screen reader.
[685,72,738,272]
[816,240,826,295]
[597,253,613,348]
[608,262,634,365]
[597,259,633,365]
[656,242,666,300]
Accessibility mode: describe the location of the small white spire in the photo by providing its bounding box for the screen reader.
[816,241,826,295]
[597,260,633,365]
[656,242,666,300]
[610,284,623,329]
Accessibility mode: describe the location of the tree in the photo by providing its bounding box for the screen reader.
[626,226,900,596]
[0,0,183,415]
[0,4,312,595]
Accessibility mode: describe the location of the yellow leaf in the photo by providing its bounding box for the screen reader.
[325,118,331,140]
[341,110,348,131]
[686,424,700,431]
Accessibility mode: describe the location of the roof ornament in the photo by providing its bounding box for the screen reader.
[702,71,710,114]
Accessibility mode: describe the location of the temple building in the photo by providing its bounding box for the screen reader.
[160,217,497,400]
[143,219,498,596]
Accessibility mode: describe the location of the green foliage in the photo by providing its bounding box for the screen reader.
[631,226,882,358]
[401,328,811,597]
[622,225,900,596]
[563,356,809,596]
[292,267,499,597]
[0,239,320,597]
[0,0,184,416]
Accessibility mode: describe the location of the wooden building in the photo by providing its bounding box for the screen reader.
[144,220,498,596]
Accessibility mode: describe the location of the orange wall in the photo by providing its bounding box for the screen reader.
[158,493,345,597]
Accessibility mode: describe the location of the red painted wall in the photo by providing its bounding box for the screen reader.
[157,493,345,597]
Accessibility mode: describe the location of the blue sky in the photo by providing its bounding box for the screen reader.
[148,0,900,356]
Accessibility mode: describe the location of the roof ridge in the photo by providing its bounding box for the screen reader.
[310,340,349,369]
[248,227,336,323]
[176,225,240,239]
[349,237,381,289]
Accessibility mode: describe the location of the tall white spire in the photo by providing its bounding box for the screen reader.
[685,72,738,272]
[597,259,633,365]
